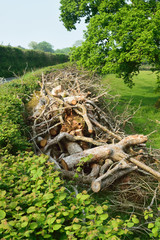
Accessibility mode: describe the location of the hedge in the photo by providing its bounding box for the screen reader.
[0,63,69,154]
[0,46,69,78]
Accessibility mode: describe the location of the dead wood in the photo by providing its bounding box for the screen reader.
[61,135,147,169]
[91,165,137,192]
[61,147,112,169]
[100,159,113,176]
[89,164,100,178]
[65,141,83,155]
[27,66,160,198]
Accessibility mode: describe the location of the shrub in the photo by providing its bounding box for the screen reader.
[0,46,69,78]
[0,151,142,240]
[0,63,69,154]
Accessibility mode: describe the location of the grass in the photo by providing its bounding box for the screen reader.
[102,71,160,149]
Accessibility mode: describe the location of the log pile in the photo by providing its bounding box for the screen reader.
[27,67,160,193]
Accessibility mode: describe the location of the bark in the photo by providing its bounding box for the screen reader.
[89,164,100,178]
[61,147,112,169]
[91,165,137,192]
[61,135,147,169]
[100,159,113,176]
[65,141,83,155]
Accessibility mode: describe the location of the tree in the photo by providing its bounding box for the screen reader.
[28,41,38,50]
[28,41,54,53]
[60,0,160,87]
[73,40,83,47]
[54,47,71,55]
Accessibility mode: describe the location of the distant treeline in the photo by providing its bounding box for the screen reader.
[0,45,69,77]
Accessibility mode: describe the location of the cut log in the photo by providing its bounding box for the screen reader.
[61,135,146,169]
[65,141,83,155]
[89,164,100,178]
[91,165,137,192]
[61,146,112,169]
[50,126,59,136]
[61,134,160,180]
[100,159,113,176]
[64,95,85,105]
[37,137,47,148]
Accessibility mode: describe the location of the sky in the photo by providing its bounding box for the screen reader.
[0,0,86,49]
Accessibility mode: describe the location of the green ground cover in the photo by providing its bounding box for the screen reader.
[102,71,160,149]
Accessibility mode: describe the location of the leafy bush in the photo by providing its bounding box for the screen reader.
[0,151,144,240]
[0,63,69,154]
[0,45,69,78]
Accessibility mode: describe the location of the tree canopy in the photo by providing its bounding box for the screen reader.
[60,0,160,86]
[28,41,54,53]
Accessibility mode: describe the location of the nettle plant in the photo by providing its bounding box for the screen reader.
[0,151,145,240]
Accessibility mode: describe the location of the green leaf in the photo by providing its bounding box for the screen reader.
[74,173,79,178]
[86,214,95,220]
[27,206,36,214]
[30,222,38,229]
[43,193,54,200]
[100,213,108,221]
[44,234,52,238]
[9,202,17,209]
[47,217,56,225]
[95,206,103,214]
[132,217,139,224]
[63,212,69,216]
[127,222,134,228]
[81,194,90,201]
[72,224,81,230]
[148,223,154,229]
[88,205,95,213]
[0,210,6,220]
[21,221,28,228]
[59,193,67,201]
[53,224,62,230]
[0,201,6,208]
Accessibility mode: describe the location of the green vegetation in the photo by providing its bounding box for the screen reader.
[0,45,68,78]
[60,0,160,86]
[28,41,54,53]
[1,151,148,240]
[0,63,69,154]
[0,64,160,239]
[102,70,160,148]
[55,47,71,55]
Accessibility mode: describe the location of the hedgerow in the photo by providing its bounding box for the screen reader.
[0,45,69,78]
[0,63,68,154]
[0,151,141,240]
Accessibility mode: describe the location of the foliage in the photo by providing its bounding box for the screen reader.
[55,47,71,55]
[28,41,54,53]
[1,151,157,239]
[72,40,83,47]
[0,63,69,154]
[1,65,160,239]
[60,0,160,87]
[0,45,68,78]
[102,70,160,148]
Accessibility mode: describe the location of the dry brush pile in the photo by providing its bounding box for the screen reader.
[26,66,160,209]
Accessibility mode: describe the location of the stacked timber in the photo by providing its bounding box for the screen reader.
[27,67,160,193]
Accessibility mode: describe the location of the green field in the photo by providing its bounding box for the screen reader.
[102,71,160,149]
